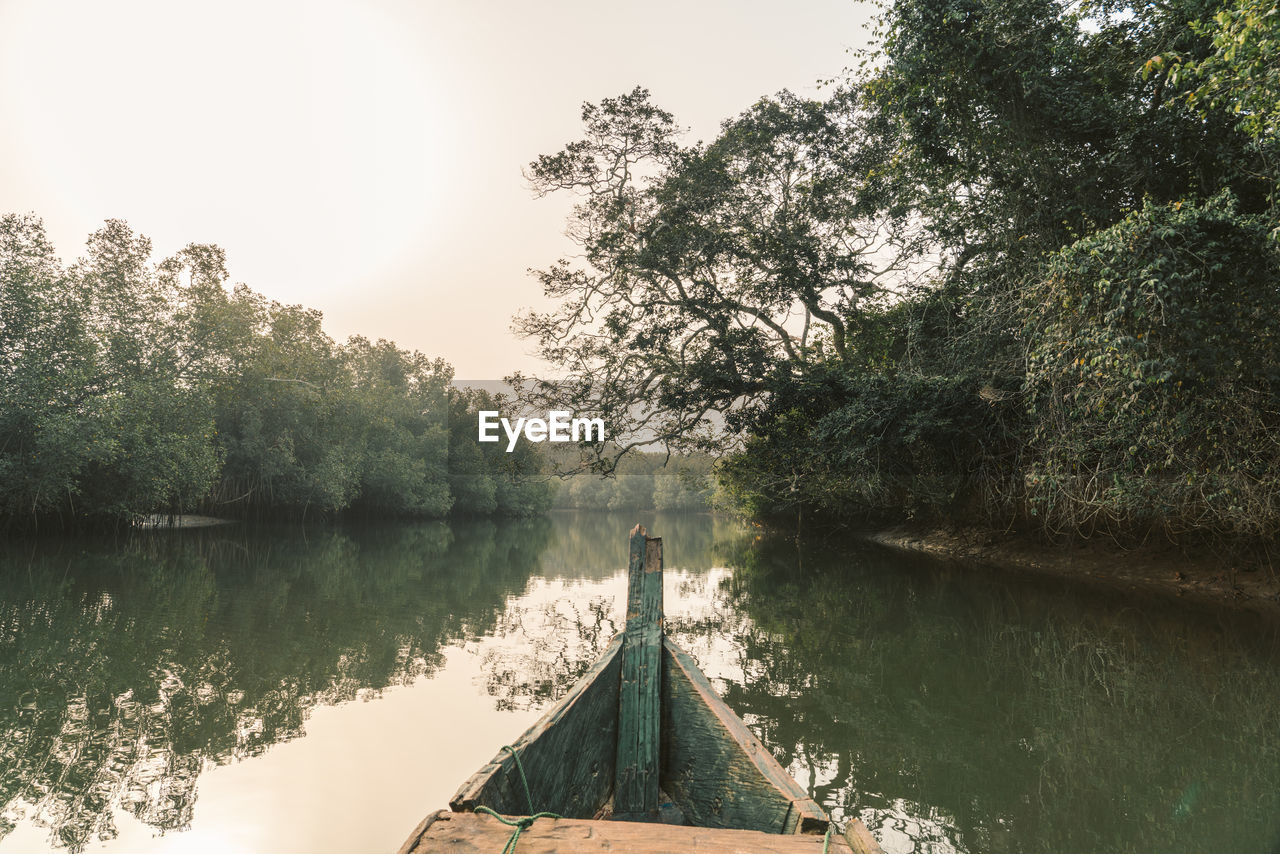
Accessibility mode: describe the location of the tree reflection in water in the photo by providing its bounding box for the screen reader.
[482,593,618,712]
[669,535,1280,854]
[4,513,1279,854]
[477,511,748,712]
[0,519,549,851]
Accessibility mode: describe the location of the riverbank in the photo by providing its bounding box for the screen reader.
[867,525,1280,618]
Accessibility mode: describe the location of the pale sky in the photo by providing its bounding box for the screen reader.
[0,0,872,377]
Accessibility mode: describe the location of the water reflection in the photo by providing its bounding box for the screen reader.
[1,512,1278,854]
[481,591,618,712]
[681,535,1280,854]
[476,512,748,713]
[0,519,550,850]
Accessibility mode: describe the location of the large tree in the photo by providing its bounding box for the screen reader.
[512,87,927,471]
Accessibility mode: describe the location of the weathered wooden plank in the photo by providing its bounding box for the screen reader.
[843,819,887,854]
[396,809,448,854]
[449,634,622,819]
[660,638,829,835]
[407,811,866,853]
[615,524,663,815]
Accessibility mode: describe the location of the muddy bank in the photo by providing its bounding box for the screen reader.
[866,525,1280,618]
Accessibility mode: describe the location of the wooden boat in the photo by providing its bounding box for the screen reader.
[398,525,883,853]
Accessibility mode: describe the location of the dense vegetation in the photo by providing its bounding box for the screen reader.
[0,219,550,528]
[519,0,1280,544]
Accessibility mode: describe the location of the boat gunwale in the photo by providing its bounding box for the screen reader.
[662,636,829,834]
[449,633,624,816]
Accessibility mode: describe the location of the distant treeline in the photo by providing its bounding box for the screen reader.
[549,450,715,511]
[0,217,550,528]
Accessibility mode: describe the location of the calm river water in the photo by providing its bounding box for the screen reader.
[1,511,1277,853]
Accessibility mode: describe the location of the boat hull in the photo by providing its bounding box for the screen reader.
[401,525,884,853]
[447,634,826,833]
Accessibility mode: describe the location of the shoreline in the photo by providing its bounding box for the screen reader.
[864,524,1280,619]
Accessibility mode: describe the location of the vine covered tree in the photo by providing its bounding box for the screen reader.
[515,0,1280,544]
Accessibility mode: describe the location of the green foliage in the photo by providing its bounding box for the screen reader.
[1156,0,1280,149]
[211,310,461,518]
[524,0,1279,546]
[651,467,715,511]
[1025,195,1280,537]
[211,292,359,514]
[718,364,1018,523]
[866,0,1271,267]
[0,216,221,521]
[0,218,549,526]
[0,215,97,517]
[514,87,926,472]
[345,337,453,516]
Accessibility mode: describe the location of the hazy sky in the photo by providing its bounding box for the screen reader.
[0,0,873,377]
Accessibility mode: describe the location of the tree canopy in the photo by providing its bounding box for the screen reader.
[0,217,551,528]
[513,87,928,470]
[518,0,1280,544]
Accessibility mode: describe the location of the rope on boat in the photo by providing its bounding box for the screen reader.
[474,807,562,854]
[501,744,536,815]
[474,744,562,853]
[822,825,833,853]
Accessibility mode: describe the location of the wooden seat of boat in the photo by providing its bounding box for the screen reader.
[400,809,884,853]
